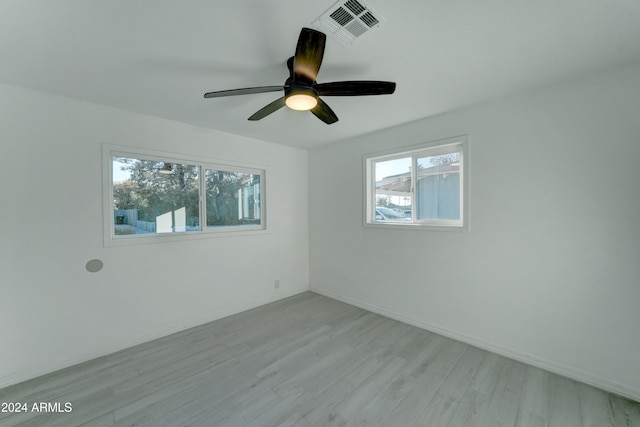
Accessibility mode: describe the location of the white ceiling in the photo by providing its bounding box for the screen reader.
[1,1,639,149]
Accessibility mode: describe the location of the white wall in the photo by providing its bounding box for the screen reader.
[0,83,309,388]
[309,62,640,401]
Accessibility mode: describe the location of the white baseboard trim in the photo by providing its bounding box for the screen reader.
[310,286,640,403]
[0,287,308,390]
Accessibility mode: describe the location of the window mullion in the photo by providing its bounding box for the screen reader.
[371,160,378,222]
[411,156,417,223]
[199,165,205,232]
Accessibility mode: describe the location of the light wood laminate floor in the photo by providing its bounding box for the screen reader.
[0,292,638,427]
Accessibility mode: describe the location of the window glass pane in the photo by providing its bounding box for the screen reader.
[112,157,200,235]
[416,152,461,221]
[205,169,261,228]
[374,157,412,221]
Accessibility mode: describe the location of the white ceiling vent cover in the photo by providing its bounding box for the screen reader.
[312,0,386,47]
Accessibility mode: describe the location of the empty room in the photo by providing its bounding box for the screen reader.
[1,1,639,426]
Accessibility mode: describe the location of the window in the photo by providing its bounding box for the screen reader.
[204,168,261,228]
[365,136,468,230]
[104,145,265,244]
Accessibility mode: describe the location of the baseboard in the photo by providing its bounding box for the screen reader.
[0,286,308,390]
[310,286,640,403]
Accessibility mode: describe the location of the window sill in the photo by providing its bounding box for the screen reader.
[363,221,468,232]
[104,226,267,247]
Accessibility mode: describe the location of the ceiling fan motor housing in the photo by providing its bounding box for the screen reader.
[285,84,317,99]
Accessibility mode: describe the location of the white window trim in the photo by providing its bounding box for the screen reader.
[363,135,469,232]
[102,144,267,247]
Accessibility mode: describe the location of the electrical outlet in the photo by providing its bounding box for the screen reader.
[274,280,280,289]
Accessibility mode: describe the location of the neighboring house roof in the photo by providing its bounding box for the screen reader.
[376,164,460,194]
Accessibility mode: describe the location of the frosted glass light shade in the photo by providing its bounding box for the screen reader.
[285,93,318,111]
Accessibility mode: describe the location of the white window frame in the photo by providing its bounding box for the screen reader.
[102,144,266,246]
[364,135,469,231]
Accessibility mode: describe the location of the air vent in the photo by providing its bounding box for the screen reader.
[360,11,379,27]
[345,0,366,15]
[330,8,353,26]
[312,0,385,47]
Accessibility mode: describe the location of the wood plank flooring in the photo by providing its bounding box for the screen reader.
[0,292,638,427]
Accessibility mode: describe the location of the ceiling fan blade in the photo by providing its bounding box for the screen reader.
[311,98,338,124]
[248,97,286,121]
[204,86,283,98]
[294,28,326,85]
[316,81,396,96]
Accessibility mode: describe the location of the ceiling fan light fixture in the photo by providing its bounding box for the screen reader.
[285,88,318,111]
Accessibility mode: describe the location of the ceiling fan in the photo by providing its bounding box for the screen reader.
[203,27,396,124]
